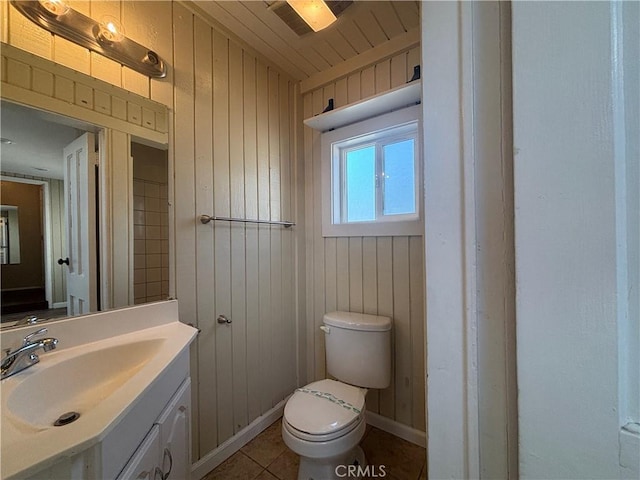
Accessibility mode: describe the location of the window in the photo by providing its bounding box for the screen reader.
[322,105,422,236]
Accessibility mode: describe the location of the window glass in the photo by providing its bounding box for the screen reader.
[345,145,376,222]
[383,139,415,216]
[321,104,422,237]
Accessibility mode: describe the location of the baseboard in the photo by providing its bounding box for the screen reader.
[365,411,426,448]
[52,302,67,309]
[190,400,424,479]
[191,399,288,480]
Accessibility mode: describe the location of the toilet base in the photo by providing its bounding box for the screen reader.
[297,445,367,480]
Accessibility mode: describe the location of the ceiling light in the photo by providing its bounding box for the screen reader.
[286,0,337,32]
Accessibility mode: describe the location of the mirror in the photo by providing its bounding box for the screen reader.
[132,143,170,304]
[0,205,20,264]
[0,97,169,328]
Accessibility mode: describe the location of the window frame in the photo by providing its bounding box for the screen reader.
[322,104,423,237]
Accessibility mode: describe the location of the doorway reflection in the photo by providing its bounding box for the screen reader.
[0,181,47,315]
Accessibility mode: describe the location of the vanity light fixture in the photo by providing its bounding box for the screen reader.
[37,0,68,16]
[286,0,337,32]
[10,0,166,78]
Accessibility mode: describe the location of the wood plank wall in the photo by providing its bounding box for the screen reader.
[303,46,426,432]
[180,14,297,456]
[1,1,298,461]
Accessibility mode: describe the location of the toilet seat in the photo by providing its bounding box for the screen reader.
[283,413,364,443]
[283,379,366,442]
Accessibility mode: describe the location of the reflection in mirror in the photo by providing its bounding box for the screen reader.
[0,99,170,328]
[0,205,20,264]
[0,101,94,326]
[0,49,170,329]
[0,178,61,322]
[132,143,169,305]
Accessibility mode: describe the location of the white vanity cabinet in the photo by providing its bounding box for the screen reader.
[118,425,163,480]
[155,378,191,480]
[118,378,191,480]
[2,302,198,480]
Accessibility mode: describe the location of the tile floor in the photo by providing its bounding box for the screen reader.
[203,418,426,480]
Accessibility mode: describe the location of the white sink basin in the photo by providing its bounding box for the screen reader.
[6,339,165,428]
[1,302,197,480]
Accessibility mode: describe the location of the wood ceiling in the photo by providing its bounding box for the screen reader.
[193,1,421,81]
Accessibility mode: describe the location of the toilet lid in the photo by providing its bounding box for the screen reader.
[284,379,365,436]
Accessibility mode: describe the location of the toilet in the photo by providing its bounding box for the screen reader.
[282,311,392,480]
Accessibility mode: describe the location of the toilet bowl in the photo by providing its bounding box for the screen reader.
[282,379,367,480]
[282,312,392,480]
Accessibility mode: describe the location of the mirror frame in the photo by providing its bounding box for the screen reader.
[1,42,171,327]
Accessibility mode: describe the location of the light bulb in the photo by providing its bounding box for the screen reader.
[38,0,69,16]
[97,16,125,44]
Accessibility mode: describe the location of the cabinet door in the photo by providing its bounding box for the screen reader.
[117,425,163,480]
[156,378,191,480]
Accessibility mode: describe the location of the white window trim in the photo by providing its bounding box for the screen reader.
[321,104,423,237]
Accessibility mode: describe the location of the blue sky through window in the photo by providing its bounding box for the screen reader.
[345,145,376,222]
[324,108,420,235]
[383,139,415,215]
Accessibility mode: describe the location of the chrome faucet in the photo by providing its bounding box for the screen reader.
[1,328,58,380]
[14,315,39,327]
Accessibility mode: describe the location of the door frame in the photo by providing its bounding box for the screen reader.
[0,175,53,309]
[422,2,517,478]
[98,128,135,310]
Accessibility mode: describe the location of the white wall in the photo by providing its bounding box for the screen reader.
[422,2,517,477]
[472,3,517,477]
[619,0,640,437]
[513,2,637,478]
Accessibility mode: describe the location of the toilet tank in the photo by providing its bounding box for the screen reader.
[322,311,392,389]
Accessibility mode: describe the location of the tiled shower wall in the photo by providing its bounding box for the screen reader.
[133,179,169,304]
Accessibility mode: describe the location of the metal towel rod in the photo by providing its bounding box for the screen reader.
[199,215,295,228]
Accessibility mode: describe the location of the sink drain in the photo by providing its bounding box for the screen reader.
[53,411,80,426]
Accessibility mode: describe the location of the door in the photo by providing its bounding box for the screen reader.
[62,132,97,315]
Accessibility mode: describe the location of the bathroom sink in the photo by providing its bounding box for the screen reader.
[6,339,165,428]
[1,301,198,480]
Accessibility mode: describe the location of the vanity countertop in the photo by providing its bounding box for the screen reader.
[0,300,197,480]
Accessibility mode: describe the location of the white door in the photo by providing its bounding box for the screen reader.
[62,132,97,315]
